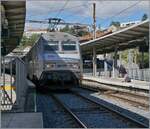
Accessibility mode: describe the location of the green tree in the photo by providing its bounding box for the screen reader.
[110,21,120,27]
[121,50,128,63]
[137,52,149,68]
[60,25,70,32]
[20,33,40,48]
[141,14,148,21]
[98,24,101,31]
[121,48,149,69]
[77,30,89,37]
[60,25,89,37]
[20,35,28,46]
[27,34,40,46]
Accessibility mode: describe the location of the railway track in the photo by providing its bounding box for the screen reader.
[51,94,87,128]
[50,90,148,128]
[81,85,149,110]
[102,91,149,110]
[37,92,86,128]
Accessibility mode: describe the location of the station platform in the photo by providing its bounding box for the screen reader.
[82,75,149,91]
[1,112,43,128]
[81,75,149,118]
[1,74,43,128]
[0,74,36,111]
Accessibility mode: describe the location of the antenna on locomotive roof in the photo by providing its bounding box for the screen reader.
[27,17,91,32]
[47,18,64,32]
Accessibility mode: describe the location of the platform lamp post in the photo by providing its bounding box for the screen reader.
[92,3,97,76]
[149,36,150,82]
[112,46,118,78]
[128,49,132,78]
[144,35,150,81]
[104,53,108,77]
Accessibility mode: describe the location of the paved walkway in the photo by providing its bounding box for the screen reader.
[1,112,43,128]
[1,74,43,128]
[82,75,149,118]
[83,75,149,90]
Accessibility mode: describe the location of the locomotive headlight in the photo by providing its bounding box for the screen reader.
[46,64,50,68]
[46,63,55,68]
[72,64,79,69]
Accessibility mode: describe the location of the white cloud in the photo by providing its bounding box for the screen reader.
[26,1,88,18]
[26,0,149,29]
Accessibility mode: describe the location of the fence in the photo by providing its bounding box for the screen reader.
[0,56,27,111]
[127,68,150,81]
[15,57,27,107]
[83,68,112,77]
[83,68,150,81]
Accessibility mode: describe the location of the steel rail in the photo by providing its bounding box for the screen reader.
[102,89,149,99]
[82,79,149,93]
[81,86,149,108]
[50,94,87,128]
[105,93,149,109]
[70,90,148,128]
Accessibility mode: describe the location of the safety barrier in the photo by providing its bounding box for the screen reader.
[127,68,150,82]
[15,57,27,107]
[83,68,112,77]
[83,68,150,82]
[0,56,27,111]
[1,56,14,111]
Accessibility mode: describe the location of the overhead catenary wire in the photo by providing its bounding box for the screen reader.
[55,0,69,18]
[64,3,93,28]
[100,1,142,25]
[60,3,93,26]
[51,4,86,14]
[79,2,105,27]
[27,3,86,19]
[64,8,90,21]
[79,1,142,30]
[79,1,141,28]
[26,1,143,31]
[78,1,142,34]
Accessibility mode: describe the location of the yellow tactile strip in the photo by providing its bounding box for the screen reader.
[0,86,16,90]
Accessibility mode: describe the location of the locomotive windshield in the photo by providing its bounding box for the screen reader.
[44,41,59,51]
[62,41,76,51]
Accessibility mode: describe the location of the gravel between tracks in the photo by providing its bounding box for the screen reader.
[37,92,80,128]
[55,92,144,128]
[72,87,149,127]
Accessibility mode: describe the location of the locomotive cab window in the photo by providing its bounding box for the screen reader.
[44,41,59,51]
[62,41,76,51]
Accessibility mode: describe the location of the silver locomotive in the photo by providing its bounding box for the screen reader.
[26,32,82,89]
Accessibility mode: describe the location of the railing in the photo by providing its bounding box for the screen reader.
[15,57,27,107]
[83,68,150,82]
[83,68,112,77]
[127,68,150,81]
[0,56,27,111]
[1,56,14,111]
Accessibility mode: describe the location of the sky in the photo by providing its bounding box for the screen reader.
[25,0,149,31]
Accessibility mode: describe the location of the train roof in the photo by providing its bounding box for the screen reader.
[41,32,78,41]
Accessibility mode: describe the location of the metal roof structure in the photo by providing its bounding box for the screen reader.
[81,20,149,55]
[42,32,78,41]
[1,1,26,55]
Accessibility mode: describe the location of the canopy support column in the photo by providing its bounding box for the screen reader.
[104,53,108,77]
[119,51,122,66]
[112,46,118,78]
[141,48,144,80]
[128,49,131,77]
[93,46,97,76]
[128,49,134,78]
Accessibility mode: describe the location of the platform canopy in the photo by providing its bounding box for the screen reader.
[80,20,149,55]
[1,1,26,55]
